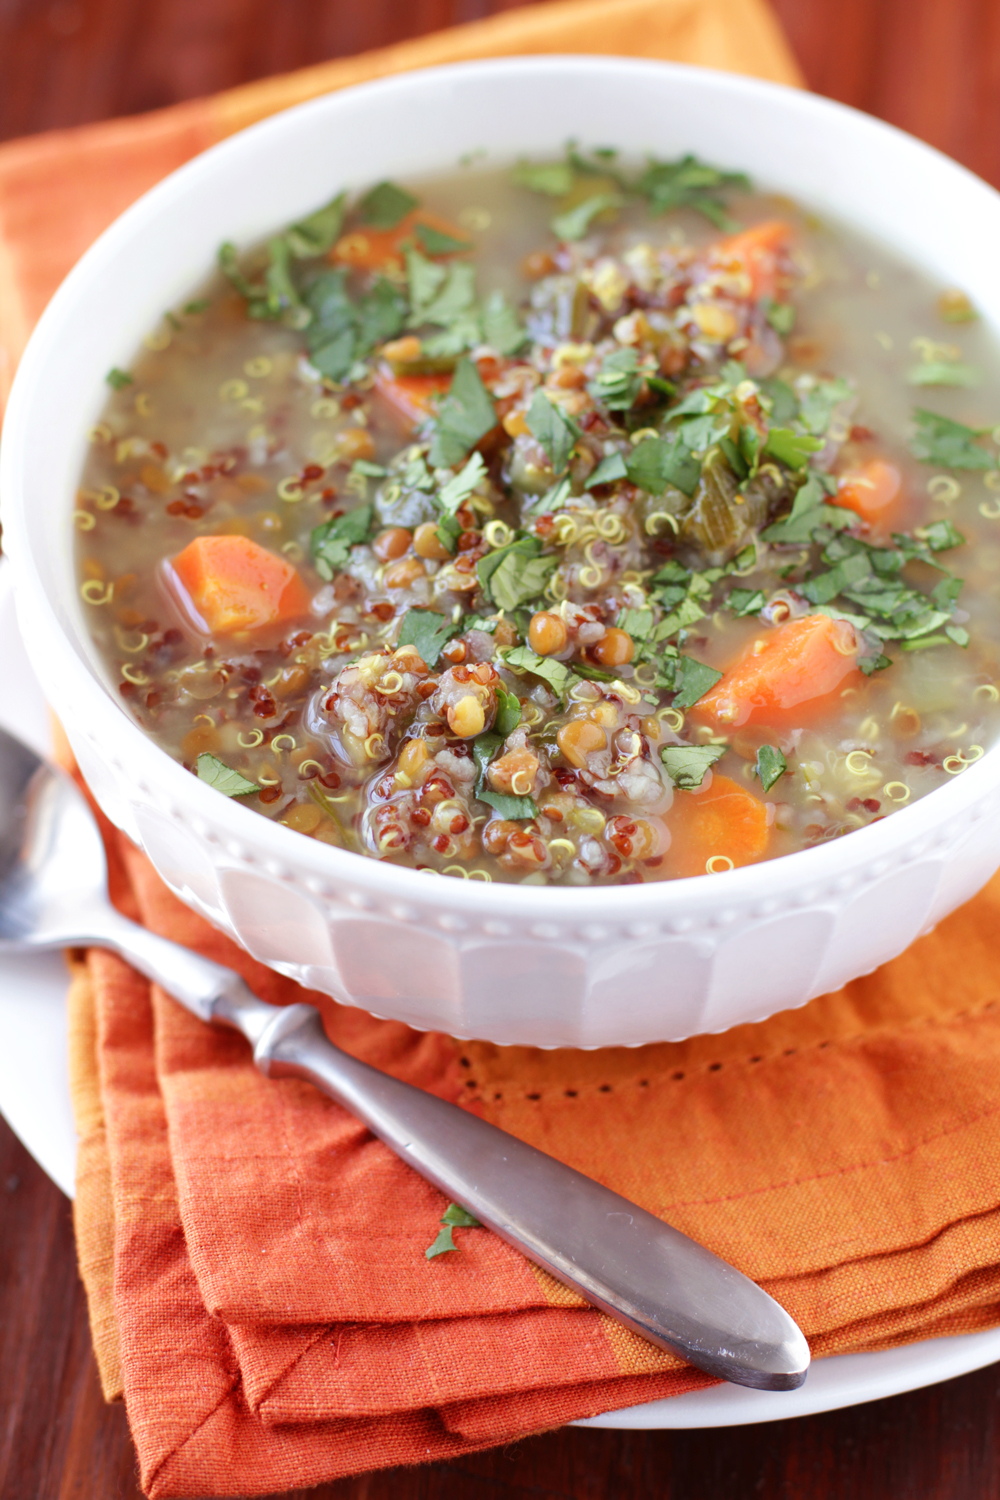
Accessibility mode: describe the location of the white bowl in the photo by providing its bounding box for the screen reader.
[4,57,1000,1048]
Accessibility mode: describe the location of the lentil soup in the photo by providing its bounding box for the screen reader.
[74,152,1000,886]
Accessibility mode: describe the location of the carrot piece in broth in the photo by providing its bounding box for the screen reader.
[168,535,310,635]
[695,612,860,730]
[836,458,903,527]
[665,774,770,877]
[709,219,793,301]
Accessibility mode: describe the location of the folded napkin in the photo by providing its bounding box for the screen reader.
[17,2,1000,1497]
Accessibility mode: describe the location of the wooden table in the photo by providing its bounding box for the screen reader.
[3,2,1000,1494]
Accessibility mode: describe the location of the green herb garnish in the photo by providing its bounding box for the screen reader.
[909,408,996,469]
[626,434,700,497]
[551,192,624,242]
[106,367,134,390]
[754,745,787,792]
[660,742,727,790]
[286,192,347,257]
[425,1202,483,1260]
[195,754,260,798]
[511,160,576,196]
[526,390,580,473]
[502,645,579,700]
[428,357,496,468]
[589,348,644,411]
[482,290,529,357]
[587,452,629,488]
[907,362,979,388]
[635,154,750,229]
[476,535,556,612]
[414,222,473,255]
[310,504,374,578]
[396,608,459,667]
[359,180,417,228]
[669,656,723,710]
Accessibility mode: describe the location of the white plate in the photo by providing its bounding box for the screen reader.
[1,553,997,1423]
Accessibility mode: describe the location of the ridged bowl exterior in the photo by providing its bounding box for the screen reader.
[5,59,1000,1046]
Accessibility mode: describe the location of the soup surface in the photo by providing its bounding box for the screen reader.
[75,152,1000,885]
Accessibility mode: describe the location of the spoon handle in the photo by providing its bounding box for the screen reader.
[93,904,809,1392]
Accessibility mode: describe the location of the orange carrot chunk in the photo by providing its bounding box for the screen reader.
[836,458,903,527]
[666,774,770,878]
[708,219,793,301]
[374,365,452,429]
[168,535,311,636]
[331,210,469,272]
[695,613,860,730]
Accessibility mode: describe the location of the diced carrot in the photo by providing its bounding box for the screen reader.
[167,535,310,636]
[331,210,469,272]
[694,613,860,730]
[836,458,902,528]
[665,774,771,877]
[708,219,793,301]
[374,365,452,429]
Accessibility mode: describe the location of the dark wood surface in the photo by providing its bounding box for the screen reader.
[3,1,1000,1495]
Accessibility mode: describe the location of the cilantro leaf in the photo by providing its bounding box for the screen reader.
[754,745,787,792]
[472,732,504,795]
[396,608,459,667]
[587,451,628,488]
[761,472,855,543]
[909,408,996,469]
[763,299,795,336]
[764,427,824,469]
[425,1225,458,1259]
[670,656,723,710]
[106,367,133,390]
[494,683,522,737]
[356,277,407,353]
[660,742,727,789]
[551,192,624,242]
[414,222,472,255]
[859,652,892,675]
[618,607,654,639]
[801,549,873,605]
[438,452,486,516]
[916,519,966,552]
[626,435,700,497]
[589,348,643,411]
[907,362,979,388]
[635,154,750,229]
[477,536,557,612]
[482,291,528,356]
[286,192,347,257]
[502,645,579,699]
[526,390,580,473]
[759,377,799,425]
[479,789,539,819]
[310,504,374,577]
[195,754,260,798]
[359,180,417,228]
[727,587,766,616]
[428,357,496,468]
[426,1201,483,1257]
[512,160,576,196]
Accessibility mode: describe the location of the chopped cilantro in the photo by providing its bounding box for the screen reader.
[502,645,579,699]
[414,222,473,255]
[727,587,766,616]
[438,452,486,515]
[587,451,629,488]
[428,357,496,468]
[909,408,996,469]
[472,732,504,795]
[589,348,643,411]
[106,367,133,390]
[571,661,618,682]
[477,536,556,612]
[764,427,824,469]
[626,435,700,497]
[670,656,723,710]
[761,473,855,543]
[482,290,528,356]
[551,191,624,242]
[183,299,210,315]
[618,607,654,639]
[396,608,459,667]
[494,683,522,737]
[764,299,795,336]
[859,651,892,674]
[801,550,873,606]
[195,754,260,798]
[479,789,539,819]
[358,180,417,228]
[798,378,852,437]
[310,504,374,577]
[754,745,787,792]
[907,362,979,388]
[635,154,750,229]
[660,742,727,790]
[511,160,576,196]
[425,1202,482,1260]
[286,192,347,257]
[759,377,799,426]
[526,390,580,473]
[915,519,966,552]
[304,269,405,379]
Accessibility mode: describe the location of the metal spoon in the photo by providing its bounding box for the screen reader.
[0,722,809,1391]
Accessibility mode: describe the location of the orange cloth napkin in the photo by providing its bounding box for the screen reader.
[19,2,1000,1496]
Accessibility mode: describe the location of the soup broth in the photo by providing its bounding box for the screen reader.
[74,153,1000,885]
